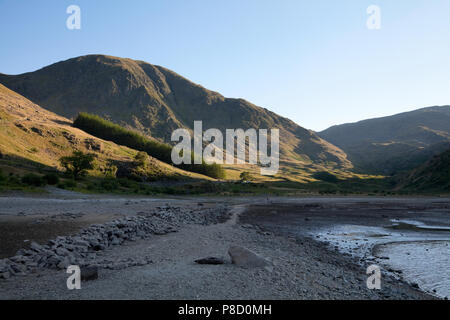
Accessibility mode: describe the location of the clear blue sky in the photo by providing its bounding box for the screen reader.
[1,0,450,131]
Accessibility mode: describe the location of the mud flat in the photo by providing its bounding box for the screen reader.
[241,197,450,299]
[0,195,439,300]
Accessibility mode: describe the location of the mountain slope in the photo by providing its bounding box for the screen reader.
[0,83,210,180]
[318,106,450,174]
[398,148,450,192]
[0,55,351,173]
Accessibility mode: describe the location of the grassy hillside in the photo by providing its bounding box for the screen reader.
[397,148,450,192]
[73,112,225,179]
[319,106,450,174]
[0,54,352,174]
[0,83,212,184]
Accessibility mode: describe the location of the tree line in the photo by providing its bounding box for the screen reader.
[73,113,225,179]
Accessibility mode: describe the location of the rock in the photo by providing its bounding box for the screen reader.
[92,244,105,251]
[84,138,102,151]
[81,266,98,281]
[10,263,26,274]
[30,127,44,136]
[195,257,226,265]
[57,258,70,270]
[228,246,270,269]
[111,237,121,246]
[30,242,43,252]
[0,272,10,279]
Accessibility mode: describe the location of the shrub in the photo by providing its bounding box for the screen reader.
[134,151,149,167]
[239,171,254,182]
[43,173,60,185]
[313,171,340,183]
[100,178,119,191]
[21,173,46,187]
[57,180,77,189]
[0,169,5,183]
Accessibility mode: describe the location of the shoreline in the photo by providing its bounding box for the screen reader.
[0,196,441,300]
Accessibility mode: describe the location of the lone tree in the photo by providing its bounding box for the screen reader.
[59,151,96,179]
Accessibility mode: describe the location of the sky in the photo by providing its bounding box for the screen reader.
[1,0,450,131]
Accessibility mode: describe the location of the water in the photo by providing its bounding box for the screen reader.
[311,220,450,298]
[376,241,450,297]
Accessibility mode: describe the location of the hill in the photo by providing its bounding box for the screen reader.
[0,54,352,178]
[398,148,450,192]
[318,106,450,174]
[0,83,210,181]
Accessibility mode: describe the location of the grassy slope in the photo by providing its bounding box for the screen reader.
[318,106,450,174]
[397,148,450,192]
[0,84,212,181]
[0,55,353,180]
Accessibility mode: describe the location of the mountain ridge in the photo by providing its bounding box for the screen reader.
[318,105,450,174]
[0,54,352,172]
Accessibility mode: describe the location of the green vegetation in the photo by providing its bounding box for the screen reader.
[59,151,96,179]
[239,171,254,182]
[398,148,450,192]
[73,112,225,179]
[43,173,60,185]
[21,173,46,187]
[74,113,172,162]
[313,171,340,183]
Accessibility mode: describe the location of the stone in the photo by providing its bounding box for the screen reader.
[57,258,70,270]
[30,242,43,252]
[81,266,98,281]
[228,246,270,269]
[111,237,121,246]
[195,257,226,265]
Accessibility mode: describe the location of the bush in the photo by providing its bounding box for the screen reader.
[57,180,77,189]
[21,173,46,187]
[313,171,340,183]
[43,173,60,185]
[240,171,254,182]
[134,151,149,167]
[99,178,119,191]
[8,175,21,185]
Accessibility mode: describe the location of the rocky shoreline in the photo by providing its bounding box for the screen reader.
[0,196,438,300]
[0,204,230,279]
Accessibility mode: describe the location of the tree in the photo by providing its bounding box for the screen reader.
[59,151,96,179]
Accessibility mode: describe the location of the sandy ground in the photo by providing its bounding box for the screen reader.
[0,194,442,300]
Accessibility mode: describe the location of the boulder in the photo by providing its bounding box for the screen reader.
[228,246,270,269]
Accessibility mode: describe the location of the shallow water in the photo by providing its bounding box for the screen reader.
[376,241,450,298]
[311,220,450,298]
